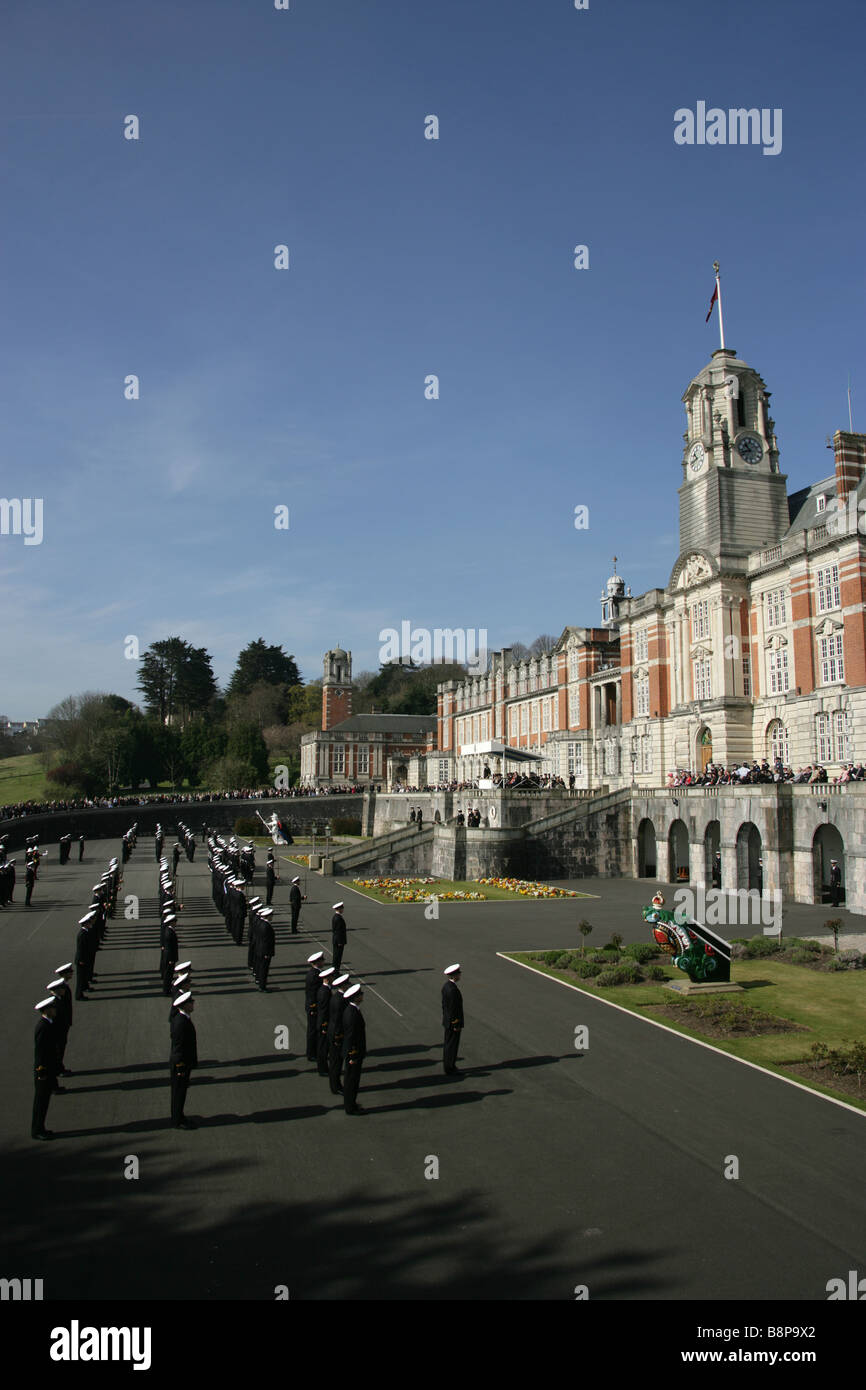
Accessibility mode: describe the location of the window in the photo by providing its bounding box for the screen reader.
[568,649,579,682]
[816,494,826,513]
[438,758,449,783]
[635,675,650,717]
[542,699,551,732]
[633,629,648,663]
[531,702,539,733]
[819,632,844,684]
[768,720,789,765]
[693,657,713,701]
[742,652,751,698]
[816,710,850,763]
[603,740,619,775]
[817,564,840,613]
[692,600,709,640]
[357,746,369,774]
[764,587,787,628]
[567,742,583,776]
[767,647,789,694]
[568,688,580,727]
[333,745,345,775]
[510,707,518,738]
[521,704,529,734]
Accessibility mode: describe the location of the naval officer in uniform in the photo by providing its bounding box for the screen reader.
[442,964,465,1076]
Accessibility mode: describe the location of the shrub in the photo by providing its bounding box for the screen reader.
[645,964,669,981]
[332,817,362,836]
[789,937,822,954]
[623,942,656,964]
[790,948,813,964]
[838,949,863,969]
[571,960,602,979]
[596,963,643,987]
[589,950,614,964]
[744,936,782,958]
[543,950,566,967]
[234,817,261,838]
[827,957,847,972]
[608,932,624,951]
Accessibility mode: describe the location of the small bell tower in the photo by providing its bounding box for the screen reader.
[322,647,352,730]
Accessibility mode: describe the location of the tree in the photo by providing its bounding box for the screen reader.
[509,642,530,661]
[180,720,228,788]
[578,920,593,956]
[226,722,269,782]
[227,639,301,698]
[529,634,558,657]
[284,681,323,726]
[136,638,217,725]
[226,681,288,731]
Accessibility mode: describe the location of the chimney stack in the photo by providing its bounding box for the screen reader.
[833,430,866,502]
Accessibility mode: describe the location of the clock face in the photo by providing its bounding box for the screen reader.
[688,442,705,472]
[737,434,763,464]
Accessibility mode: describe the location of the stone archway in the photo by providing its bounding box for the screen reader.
[637,818,657,877]
[668,819,690,883]
[812,824,845,905]
[736,822,762,892]
[704,820,721,888]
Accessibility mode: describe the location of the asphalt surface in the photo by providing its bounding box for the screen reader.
[2,838,864,1301]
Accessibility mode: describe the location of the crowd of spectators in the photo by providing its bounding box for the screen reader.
[663,760,858,786]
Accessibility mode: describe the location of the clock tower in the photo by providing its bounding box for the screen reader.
[678,347,789,571]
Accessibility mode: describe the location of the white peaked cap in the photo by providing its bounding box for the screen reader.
[176,961,192,971]
[444,963,461,975]
[333,974,350,988]
[343,983,361,1000]
[292,877,300,884]
[259,907,274,917]
[332,902,344,910]
[56,962,73,973]
[47,979,65,991]
[318,966,335,978]
[36,997,56,1011]
[175,991,192,1007]
[308,951,324,963]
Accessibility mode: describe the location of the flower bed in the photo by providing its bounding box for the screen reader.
[478,876,579,898]
[351,876,485,903]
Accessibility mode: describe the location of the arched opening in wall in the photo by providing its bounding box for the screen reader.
[766,718,789,768]
[668,819,690,882]
[637,818,657,877]
[735,822,762,892]
[704,820,721,888]
[697,726,713,774]
[394,764,408,784]
[812,824,845,905]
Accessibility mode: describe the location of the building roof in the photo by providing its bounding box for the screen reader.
[330,714,438,734]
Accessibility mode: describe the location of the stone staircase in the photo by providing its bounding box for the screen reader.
[331,822,434,875]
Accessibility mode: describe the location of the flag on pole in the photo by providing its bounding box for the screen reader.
[705,284,718,323]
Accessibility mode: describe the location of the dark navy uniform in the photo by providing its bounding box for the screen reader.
[342,997,366,1114]
[32,1010,58,1138]
[442,976,464,1075]
[331,910,347,974]
[170,1008,198,1127]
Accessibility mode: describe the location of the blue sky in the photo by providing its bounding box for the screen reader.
[1,0,864,716]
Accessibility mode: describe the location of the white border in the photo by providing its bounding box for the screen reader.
[498,952,866,1120]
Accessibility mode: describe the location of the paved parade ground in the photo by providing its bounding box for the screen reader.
[2,837,864,1302]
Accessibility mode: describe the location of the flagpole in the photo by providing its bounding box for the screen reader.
[713,261,725,350]
[848,372,854,431]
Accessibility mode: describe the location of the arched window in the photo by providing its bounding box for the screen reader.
[767,719,789,766]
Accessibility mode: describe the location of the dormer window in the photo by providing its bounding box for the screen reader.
[816,494,826,513]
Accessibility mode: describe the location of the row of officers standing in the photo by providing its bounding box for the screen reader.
[31,836,131,1139]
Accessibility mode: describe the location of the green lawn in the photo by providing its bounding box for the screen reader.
[344,877,597,904]
[507,951,866,1111]
[0,753,49,804]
